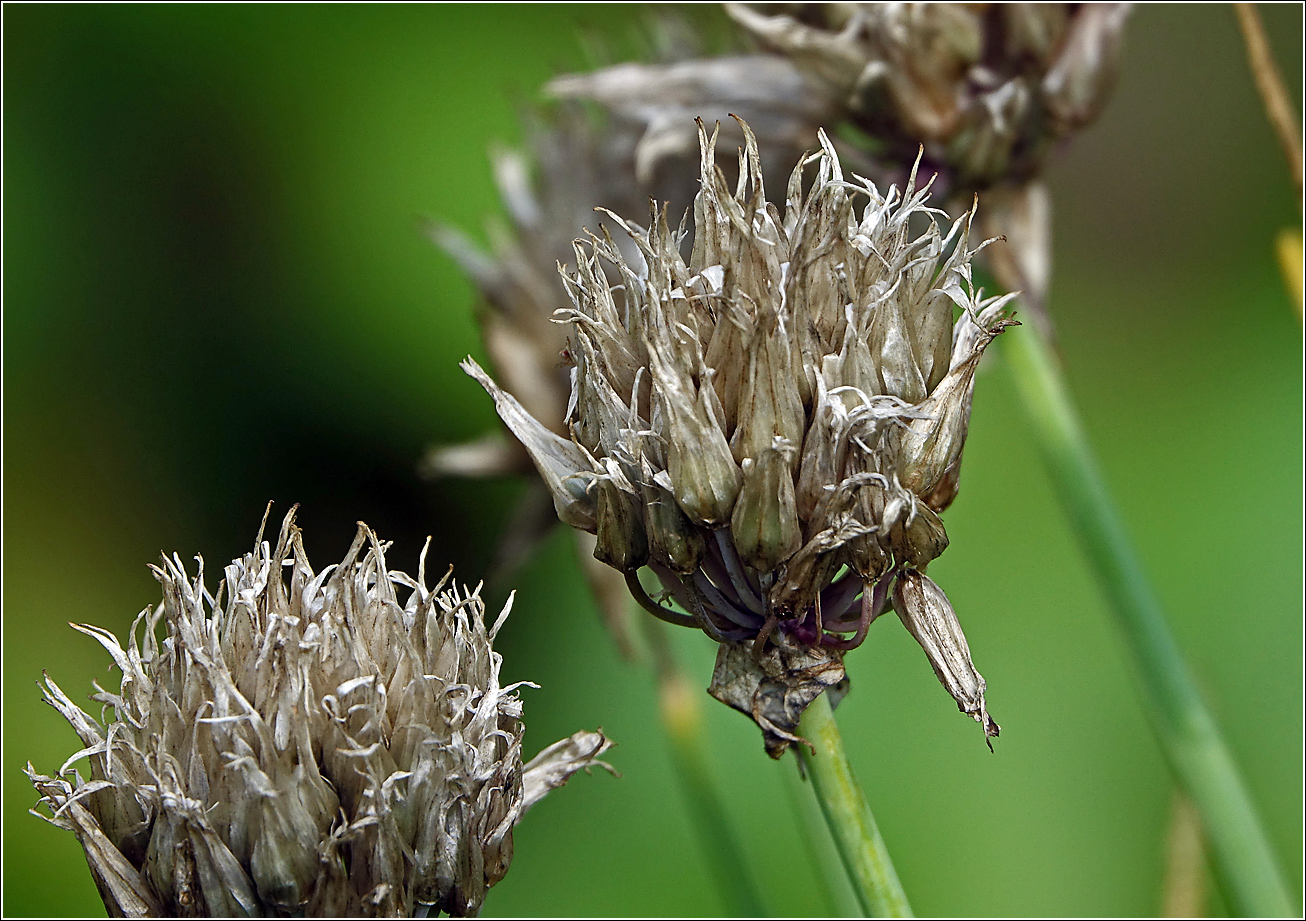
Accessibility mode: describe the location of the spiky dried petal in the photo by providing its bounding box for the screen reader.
[521,730,617,811]
[463,357,598,532]
[893,569,999,746]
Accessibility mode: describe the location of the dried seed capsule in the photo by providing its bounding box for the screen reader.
[645,336,744,527]
[642,462,707,574]
[897,313,1014,497]
[464,358,598,532]
[731,437,802,573]
[594,472,650,572]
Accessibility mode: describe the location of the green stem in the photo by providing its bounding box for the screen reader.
[1002,325,1296,918]
[644,619,768,917]
[795,694,913,918]
[782,754,862,917]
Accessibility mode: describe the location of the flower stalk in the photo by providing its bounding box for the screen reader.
[1001,316,1297,919]
[795,694,911,918]
[1161,793,1208,918]
[1233,3,1303,210]
[782,759,861,917]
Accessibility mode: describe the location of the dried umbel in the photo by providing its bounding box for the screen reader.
[431,106,682,458]
[428,97,837,658]
[728,2,1130,190]
[467,119,1012,751]
[541,4,1128,344]
[28,509,612,917]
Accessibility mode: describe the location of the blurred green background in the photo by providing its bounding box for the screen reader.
[4,5,1301,917]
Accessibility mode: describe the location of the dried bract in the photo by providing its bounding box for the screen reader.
[29,509,612,917]
[708,636,849,759]
[468,118,1012,749]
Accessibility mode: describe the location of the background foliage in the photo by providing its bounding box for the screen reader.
[4,5,1301,916]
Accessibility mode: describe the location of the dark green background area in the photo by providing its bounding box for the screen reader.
[4,5,1301,917]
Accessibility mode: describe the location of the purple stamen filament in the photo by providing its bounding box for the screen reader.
[639,533,900,651]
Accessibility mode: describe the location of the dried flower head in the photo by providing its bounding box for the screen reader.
[428,96,838,658]
[538,5,1128,345]
[467,118,1012,753]
[727,2,1131,189]
[29,508,612,917]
